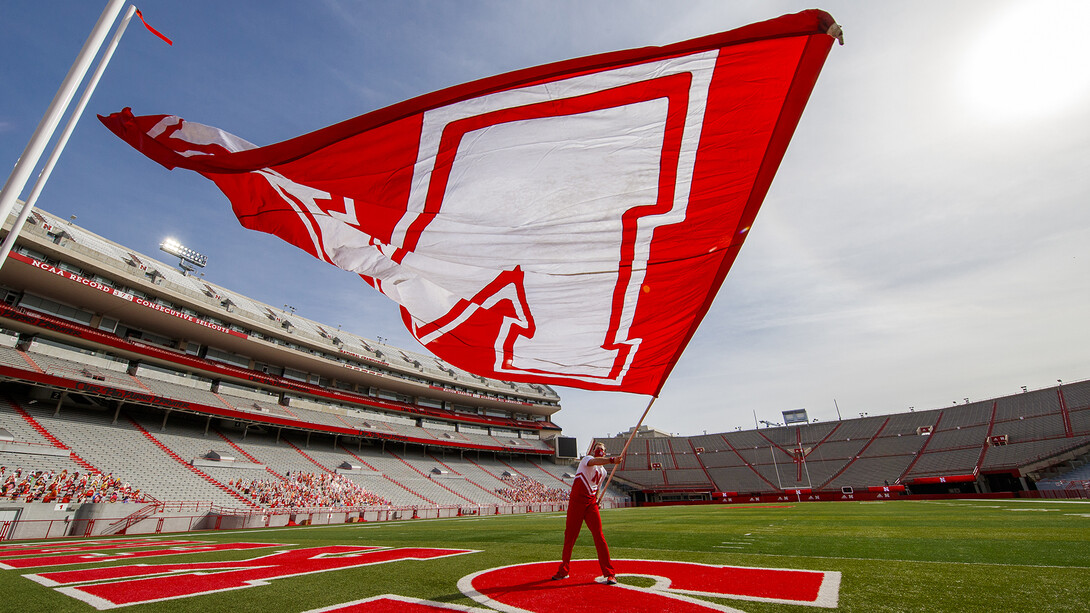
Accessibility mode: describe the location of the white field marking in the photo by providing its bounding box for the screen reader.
[0,536,183,548]
[738,551,1089,570]
[908,500,1090,506]
[927,503,1090,513]
[1064,513,1090,518]
[301,594,494,613]
[713,546,747,549]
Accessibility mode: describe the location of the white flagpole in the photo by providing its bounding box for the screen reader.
[0,0,126,254]
[0,4,136,269]
[596,395,657,505]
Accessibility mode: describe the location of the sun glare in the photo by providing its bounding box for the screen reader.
[960,3,1090,122]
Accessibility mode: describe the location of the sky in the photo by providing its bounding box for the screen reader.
[2,1,1089,449]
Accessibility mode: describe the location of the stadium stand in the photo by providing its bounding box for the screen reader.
[0,204,627,538]
[1,202,1086,539]
[597,380,1090,502]
[1036,461,1090,494]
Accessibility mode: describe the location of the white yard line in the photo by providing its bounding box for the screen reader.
[735,551,1089,570]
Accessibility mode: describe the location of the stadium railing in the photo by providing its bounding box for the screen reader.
[0,499,633,542]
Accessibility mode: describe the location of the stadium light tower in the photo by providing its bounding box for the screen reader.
[160,238,207,274]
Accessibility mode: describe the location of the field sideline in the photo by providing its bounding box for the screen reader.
[2,499,1088,612]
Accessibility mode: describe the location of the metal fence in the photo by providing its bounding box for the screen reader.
[0,498,634,541]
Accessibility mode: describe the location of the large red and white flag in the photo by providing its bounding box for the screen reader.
[101,10,840,395]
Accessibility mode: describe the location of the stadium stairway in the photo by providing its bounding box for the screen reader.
[492,458,571,503]
[387,450,475,504]
[336,445,380,472]
[212,429,262,465]
[212,391,239,411]
[497,459,530,479]
[338,446,436,505]
[897,412,945,482]
[720,437,780,491]
[819,417,891,489]
[102,502,162,536]
[14,349,45,373]
[11,401,101,475]
[971,401,1000,476]
[380,474,436,506]
[463,456,551,499]
[12,403,67,449]
[127,417,261,510]
[283,439,335,474]
[124,373,155,393]
[426,454,509,503]
[466,456,506,482]
[213,429,287,481]
[526,460,571,486]
[329,413,356,429]
[684,439,718,487]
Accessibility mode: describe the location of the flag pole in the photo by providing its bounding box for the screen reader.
[0,0,126,251]
[596,394,657,505]
[0,4,137,270]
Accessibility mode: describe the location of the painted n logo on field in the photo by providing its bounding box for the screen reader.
[460,559,841,611]
[24,545,477,610]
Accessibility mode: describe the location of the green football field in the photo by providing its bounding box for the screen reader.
[3,499,1088,612]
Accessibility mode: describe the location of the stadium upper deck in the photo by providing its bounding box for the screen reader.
[596,379,1090,499]
[0,202,562,455]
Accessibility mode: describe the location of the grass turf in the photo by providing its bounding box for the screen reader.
[2,499,1088,612]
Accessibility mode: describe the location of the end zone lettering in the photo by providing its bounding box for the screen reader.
[26,545,477,609]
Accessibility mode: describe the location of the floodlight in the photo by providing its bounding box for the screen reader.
[160,238,208,270]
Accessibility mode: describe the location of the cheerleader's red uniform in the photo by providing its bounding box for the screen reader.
[555,454,615,579]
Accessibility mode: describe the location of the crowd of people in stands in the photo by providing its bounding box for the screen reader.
[231,471,390,508]
[0,466,147,503]
[496,474,568,503]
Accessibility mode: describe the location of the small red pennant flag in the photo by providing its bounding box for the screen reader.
[135,9,172,46]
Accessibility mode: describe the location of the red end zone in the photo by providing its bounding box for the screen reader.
[10,539,841,611]
[24,546,477,609]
